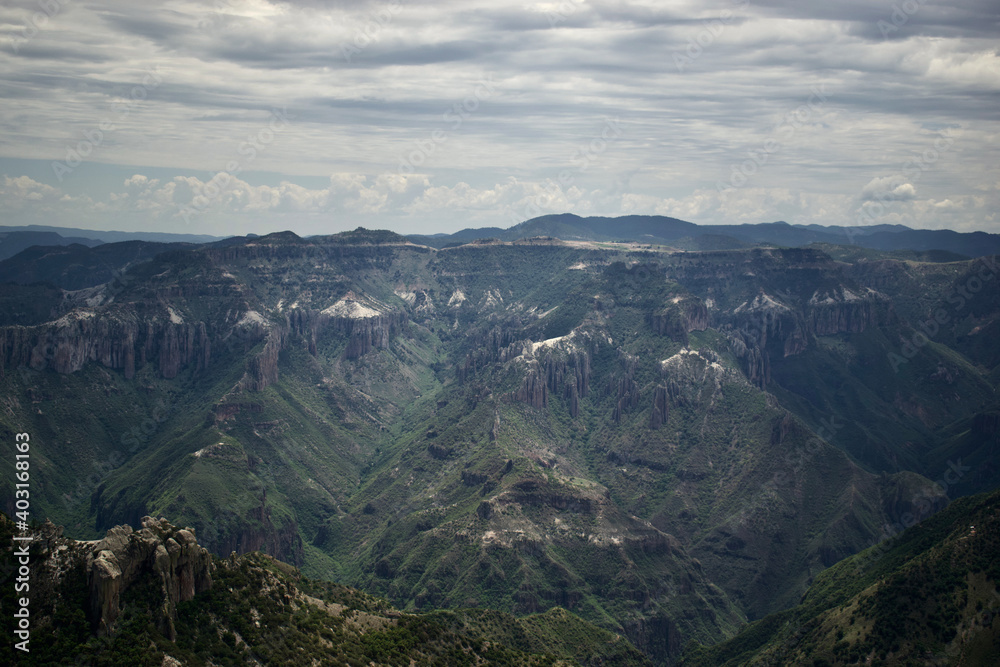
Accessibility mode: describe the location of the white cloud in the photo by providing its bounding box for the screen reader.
[861,176,918,202]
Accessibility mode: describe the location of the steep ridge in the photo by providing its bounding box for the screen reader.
[0,239,192,289]
[682,488,1000,666]
[406,214,1000,258]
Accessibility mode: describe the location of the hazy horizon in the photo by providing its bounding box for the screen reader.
[3,212,986,245]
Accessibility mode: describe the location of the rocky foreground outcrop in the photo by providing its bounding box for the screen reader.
[89,516,213,639]
[20,516,213,641]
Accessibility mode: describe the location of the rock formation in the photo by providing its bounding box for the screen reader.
[0,311,211,380]
[15,515,214,643]
[649,384,670,429]
[514,368,548,409]
[806,287,892,336]
[650,297,709,344]
[88,516,213,639]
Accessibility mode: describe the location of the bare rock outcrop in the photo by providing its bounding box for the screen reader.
[287,305,406,360]
[807,287,892,336]
[240,327,286,392]
[539,348,591,417]
[514,368,548,409]
[87,516,213,640]
[334,312,406,359]
[14,515,216,644]
[0,311,211,380]
[725,327,771,389]
[650,297,709,344]
[649,384,670,429]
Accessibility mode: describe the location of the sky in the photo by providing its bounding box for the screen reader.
[0,0,998,238]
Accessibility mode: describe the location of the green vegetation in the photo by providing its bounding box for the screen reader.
[682,489,1000,665]
[0,521,650,667]
[1,231,997,664]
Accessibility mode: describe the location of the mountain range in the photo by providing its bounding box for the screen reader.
[407,214,1000,258]
[0,215,997,664]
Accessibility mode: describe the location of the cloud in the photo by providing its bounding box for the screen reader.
[861,176,918,202]
[0,0,998,234]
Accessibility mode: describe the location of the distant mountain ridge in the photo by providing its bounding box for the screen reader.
[408,214,999,258]
[3,215,996,270]
[0,230,103,262]
[0,225,226,261]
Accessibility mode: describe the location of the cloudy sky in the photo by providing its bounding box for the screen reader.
[0,0,997,238]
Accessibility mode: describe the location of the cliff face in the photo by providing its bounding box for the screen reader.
[649,298,709,344]
[0,232,418,388]
[720,286,892,375]
[806,287,892,336]
[725,327,771,388]
[611,359,641,425]
[239,327,285,392]
[649,384,670,429]
[334,312,406,359]
[514,368,548,408]
[205,492,305,567]
[539,347,591,417]
[287,306,406,360]
[235,305,407,393]
[503,336,596,415]
[457,326,523,382]
[846,258,915,292]
[0,300,405,393]
[0,310,210,380]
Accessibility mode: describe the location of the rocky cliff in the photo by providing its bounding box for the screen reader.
[0,309,210,380]
[0,298,404,393]
[17,516,212,642]
[650,297,709,344]
[806,286,893,336]
[205,491,305,567]
[89,516,213,639]
[514,367,548,408]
